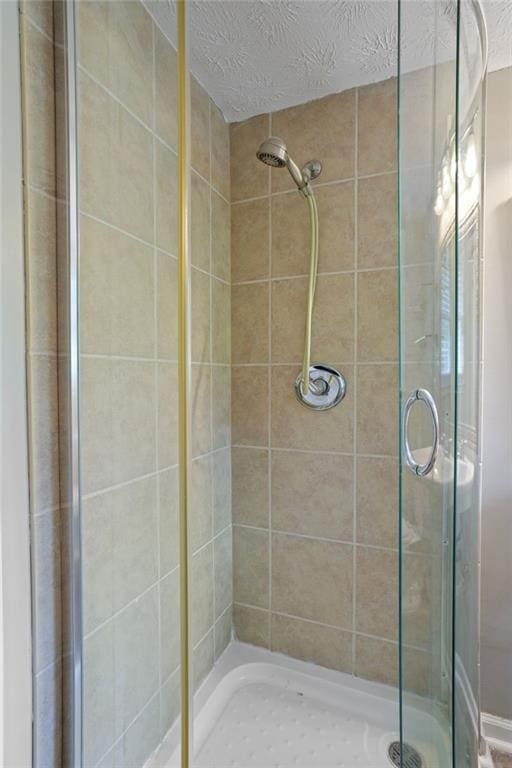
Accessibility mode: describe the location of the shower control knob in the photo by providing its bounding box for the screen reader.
[294,364,346,410]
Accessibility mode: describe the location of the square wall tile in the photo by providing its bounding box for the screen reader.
[356,364,398,456]
[191,365,212,458]
[271,450,353,540]
[191,543,214,646]
[357,269,398,362]
[230,114,269,201]
[211,102,230,201]
[212,192,230,281]
[271,614,353,673]
[358,78,397,176]
[356,456,398,549]
[271,90,355,192]
[159,466,179,575]
[77,0,153,126]
[114,586,160,735]
[232,366,268,447]
[155,25,178,150]
[191,268,210,363]
[160,568,180,680]
[158,362,179,468]
[214,526,233,618]
[356,546,397,640]
[80,215,155,358]
[193,629,214,690]
[233,603,269,648]
[190,454,213,553]
[357,173,397,269]
[233,525,269,609]
[79,70,153,243]
[271,365,353,452]
[191,77,210,180]
[212,448,231,534]
[215,607,232,659]
[83,477,158,634]
[232,282,269,364]
[231,199,270,282]
[271,533,353,628]
[212,365,231,450]
[191,171,211,272]
[212,279,231,364]
[83,625,114,767]
[271,275,354,364]
[355,634,398,688]
[155,140,178,254]
[118,694,161,768]
[271,182,354,277]
[157,252,178,360]
[232,447,269,527]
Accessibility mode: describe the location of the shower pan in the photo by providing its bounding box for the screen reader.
[22,0,486,766]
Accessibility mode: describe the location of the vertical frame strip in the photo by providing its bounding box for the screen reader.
[177,2,191,766]
[64,1,83,766]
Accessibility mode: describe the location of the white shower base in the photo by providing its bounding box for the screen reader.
[148,641,449,768]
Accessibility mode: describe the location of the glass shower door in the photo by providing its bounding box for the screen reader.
[398,1,459,765]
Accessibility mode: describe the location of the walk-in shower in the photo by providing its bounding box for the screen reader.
[19,0,487,766]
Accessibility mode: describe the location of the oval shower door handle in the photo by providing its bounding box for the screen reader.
[402,388,440,476]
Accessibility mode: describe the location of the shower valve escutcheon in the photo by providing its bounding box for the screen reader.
[294,365,346,411]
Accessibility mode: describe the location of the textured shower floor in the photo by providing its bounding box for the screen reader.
[148,642,448,768]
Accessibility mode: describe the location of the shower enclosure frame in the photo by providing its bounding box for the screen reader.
[58,0,488,766]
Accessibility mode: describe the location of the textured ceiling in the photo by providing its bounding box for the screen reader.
[144,0,512,122]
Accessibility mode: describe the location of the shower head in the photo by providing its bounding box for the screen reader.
[256,136,288,168]
[256,136,307,191]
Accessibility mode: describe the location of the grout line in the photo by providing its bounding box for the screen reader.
[232,444,398,460]
[80,208,177,259]
[81,465,181,502]
[232,522,403,554]
[191,164,230,207]
[84,575,175,642]
[230,169,397,206]
[231,603,431,655]
[232,265,397,286]
[231,360,399,368]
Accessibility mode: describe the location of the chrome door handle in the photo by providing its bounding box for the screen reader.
[403,388,439,476]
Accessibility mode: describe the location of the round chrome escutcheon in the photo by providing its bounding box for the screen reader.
[294,364,346,410]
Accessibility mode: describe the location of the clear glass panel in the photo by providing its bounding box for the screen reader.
[398,1,459,764]
[76,2,181,765]
[453,2,485,764]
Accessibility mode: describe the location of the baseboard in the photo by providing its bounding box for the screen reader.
[482,711,512,754]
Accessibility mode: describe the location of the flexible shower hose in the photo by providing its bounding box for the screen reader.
[300,191,319,397]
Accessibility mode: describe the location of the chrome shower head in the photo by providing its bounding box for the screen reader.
[256,136,287,168]
[256,136,306,191]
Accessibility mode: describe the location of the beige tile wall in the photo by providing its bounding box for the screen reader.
[230,82,430,690]
[22,2,231,766]
[77,4,231,766]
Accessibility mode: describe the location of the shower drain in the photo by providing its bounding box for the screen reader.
[387,741,424,768]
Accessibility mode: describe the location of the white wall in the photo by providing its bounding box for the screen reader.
[481,66,512,721]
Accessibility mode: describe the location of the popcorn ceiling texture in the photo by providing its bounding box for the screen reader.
[144,0,511,122]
